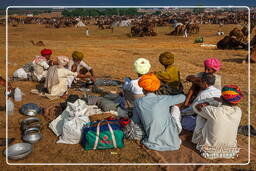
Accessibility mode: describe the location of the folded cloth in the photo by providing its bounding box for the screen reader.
[44,65,59,91]
[181,115,197,131]
[95,79,122,86]
[96,98,118,112]
[123,121,145,140]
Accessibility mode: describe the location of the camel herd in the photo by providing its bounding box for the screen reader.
[2,9,256,62]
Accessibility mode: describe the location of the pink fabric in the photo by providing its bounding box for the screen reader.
[204,58,222,71]
[34,56,47,64]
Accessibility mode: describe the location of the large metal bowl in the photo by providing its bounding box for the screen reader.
[22,127,41,144]
[21,117,41,132]
[4,143,32,160]
[20,103,42,116]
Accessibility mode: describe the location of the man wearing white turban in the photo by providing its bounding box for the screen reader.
[123,58,151,108]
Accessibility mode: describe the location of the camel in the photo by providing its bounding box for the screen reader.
[186,23,200,34]
[170,24,186,36]
[217,36,247,50]
[131,23,157,37]
[30,40,45,46]
[229,28,246,42]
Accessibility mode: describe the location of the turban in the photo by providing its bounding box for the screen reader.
[204,58,222,72]
[133,58,151,75]
[159,52,174,66]
[138,73,160,92]
[222,85,243,104]
[72,51,84,61]
[41,49,52,56]
[57,56,69,67]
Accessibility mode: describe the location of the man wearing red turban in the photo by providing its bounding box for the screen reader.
[31,48,53,81]
[132,73,186,151]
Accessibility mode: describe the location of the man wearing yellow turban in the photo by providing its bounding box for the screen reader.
[155,52,182,95]
[132,73,186,151]
[68,51,95,81]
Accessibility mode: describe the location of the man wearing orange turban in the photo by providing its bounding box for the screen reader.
[138,73,160,92]
[132,73,186,151]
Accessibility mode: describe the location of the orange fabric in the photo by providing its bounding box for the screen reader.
[138,73,160,92]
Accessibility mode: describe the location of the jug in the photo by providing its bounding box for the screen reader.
[14,87,22,101]
[7,99,14,115]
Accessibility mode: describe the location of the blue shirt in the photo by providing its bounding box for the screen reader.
[132,93,185,151]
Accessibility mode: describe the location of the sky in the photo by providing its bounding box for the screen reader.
[0,0,256,8]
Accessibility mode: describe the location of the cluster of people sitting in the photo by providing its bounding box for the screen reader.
[14,49,95,99]
[13,49,243,160]
[122,53,242,160]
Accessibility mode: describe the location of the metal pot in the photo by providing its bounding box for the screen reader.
[20,103,42,116]
[4,143,32,160]
[21,117,41,132]
[22,127,41,144]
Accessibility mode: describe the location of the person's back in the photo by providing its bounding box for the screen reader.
[192,85,243,159]
[134,93,184,151]
[132,73,185,151]
[206,105,241,145]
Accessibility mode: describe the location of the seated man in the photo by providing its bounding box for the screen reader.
[13,48,53,81]
[32,48,53,82]
[155,52,183,95]
[192,85,243,160]
[44,56,78,99]
[181,73,221,131]
[132,73,185,151]
[68,51,95,83]
[123,57,151,108]
[184,58,222,108]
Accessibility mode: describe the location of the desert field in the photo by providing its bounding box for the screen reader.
[0,23,255,170]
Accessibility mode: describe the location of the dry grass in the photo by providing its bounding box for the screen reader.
[0,23,255,170]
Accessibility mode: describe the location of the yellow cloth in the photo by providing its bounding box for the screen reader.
[155,65,180,90]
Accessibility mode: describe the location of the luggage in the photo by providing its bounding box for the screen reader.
[81,120,124,150]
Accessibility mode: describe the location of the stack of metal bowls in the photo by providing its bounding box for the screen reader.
[21,117,42,144]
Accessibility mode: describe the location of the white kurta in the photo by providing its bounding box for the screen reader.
[48,68,77,97]
[192,100,241,159]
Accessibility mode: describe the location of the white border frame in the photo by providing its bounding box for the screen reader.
[5,5,251,166]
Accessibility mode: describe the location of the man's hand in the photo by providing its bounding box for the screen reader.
[90,75,96,82]
[71,64,78,72]
[186,75,196,82]
[196,102,209,112]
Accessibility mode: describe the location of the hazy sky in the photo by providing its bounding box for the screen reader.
[1,0,256,8]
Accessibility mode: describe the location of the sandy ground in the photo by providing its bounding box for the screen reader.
[0,23,255,170]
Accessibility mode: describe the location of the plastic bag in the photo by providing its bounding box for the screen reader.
[57,99,90,144]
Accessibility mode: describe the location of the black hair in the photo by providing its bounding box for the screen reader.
[201,73,216,86]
